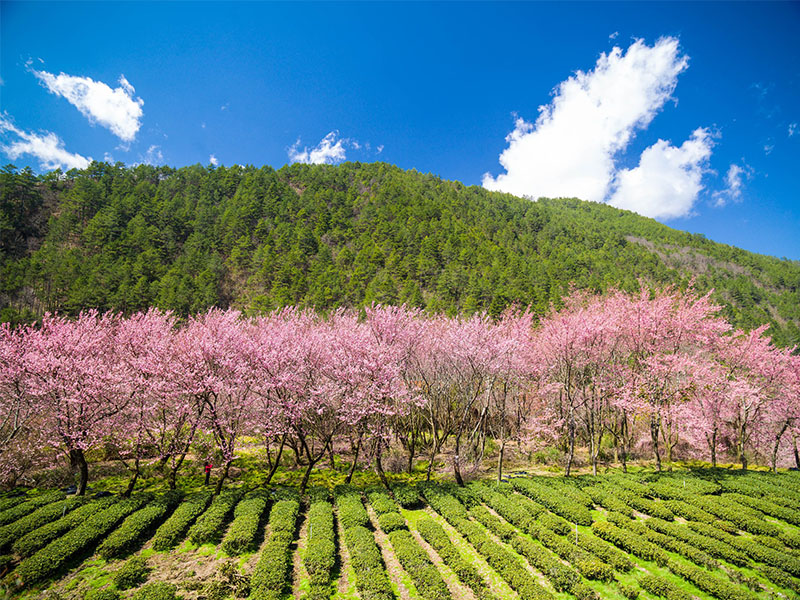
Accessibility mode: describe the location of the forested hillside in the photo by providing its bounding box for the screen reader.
[1,161,799,346]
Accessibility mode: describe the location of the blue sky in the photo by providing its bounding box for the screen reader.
[2,2,799,259]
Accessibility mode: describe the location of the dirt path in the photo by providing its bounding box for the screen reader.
[293,505,310,600]
[333,505,355,599]
[365,503,414,600]
[404,515,476,600]
[421,507,517,600]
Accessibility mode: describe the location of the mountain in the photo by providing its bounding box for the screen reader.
[2,161,799,347]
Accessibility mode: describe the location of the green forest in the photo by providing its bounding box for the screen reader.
[2,161,799,347]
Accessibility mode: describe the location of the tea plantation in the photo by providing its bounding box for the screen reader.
[1,470,799,600]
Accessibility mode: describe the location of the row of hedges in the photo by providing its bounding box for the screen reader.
[0,496,26,513]
[613,488,675,521]
[303,498,336,600]
[0,491,65,527]
[150,492,212,551]
[415,516,498,600]
[250,498,300,600]
[12,496,118,558]
[688,521,800,577]
[98,491,183,559]
[665,555,758,600]
[14,494,151,586]
[689,495,800,548]
[333,486,370,530]
[591,520,670,566]
[721,492,800,526]
[468,503,597,599]
[607,512,718,570]
[187,489,242,545]
[0,496,86,551]
[390,484,420,508]
[661,499,735,532]
[333,486,393,600]
[510,478,592,526]
[643,517,750,567]
[638,573,692,600]
[368,489,406,534]
[220,490,269,555]
[387,529,451,600]
[584,486,633,517]
[420,484,552,600]
[471,483,614,582]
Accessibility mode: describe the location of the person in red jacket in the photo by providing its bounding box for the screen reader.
[204,461,212,485]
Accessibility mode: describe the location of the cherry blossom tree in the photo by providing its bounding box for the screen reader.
[25,311,130,495]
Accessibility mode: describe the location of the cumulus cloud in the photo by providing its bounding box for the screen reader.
[483,37,721,220]
[33,70,144,141]
[209,154,219,166]
[483,38,689,203]
[789,122,797,137]
[712,163,751,207]
[0,116,91,170]
[609,128,713,219]
[289,131,348,164]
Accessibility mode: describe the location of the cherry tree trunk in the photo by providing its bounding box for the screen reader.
[70,449,89,496]
[214,461,231,495]
[345,435,362,485]
[264,434,287,486]
[453,435,465,487]
[565,411,576,477]
[123,456,141,498]
[497,439,506,482]
[650,415,662,472]
[793,435,800,470]
[771,421,789,474]
[374,451,390,490]
[407,433,416,474]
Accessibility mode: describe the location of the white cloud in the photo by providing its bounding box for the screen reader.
[209,154,219,166]
[483,38,690,204]
[609,31,619,40]
[712,163,751,207]
[609,128,713,219]
[377,144,384,154]
[789,122,797,137]
[289,131,348,164]
[103,152,114,162]
[0,116,91,170]
[33,70,144,141]
[138,145,163,166]
[764,143,774,155]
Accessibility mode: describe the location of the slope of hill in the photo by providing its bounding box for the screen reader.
[1,161,799,346]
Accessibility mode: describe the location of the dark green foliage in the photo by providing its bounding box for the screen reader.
[511,478,592,525]
[333,486,370,530]
[202,560,251,600]
[665,557,758,600]
[638,574,691,600]
[112,555,150,590]
[721,492,800,526]
[643,517,749,566]
[98,491,182,559]
[303,499,335,600]
[0,496,86,551]
[150,491,212,551]
[12,496,118,557]
[4,162,798,347]
[187,489,241,545]
[376,511,406,533]
[591,520,670,566]
[0,491,65,527]
[220,490,269,555]
[250,498,299,600]
[415,517,498,600]
[607,512,718,570]
[390,484,419,508]
[688,521,800,576]
[15,495,149,586]
[617,580,639,600]
[306,486,330,504]
[341,526,394,600]
[130,582,180,600]
[387,529,451,600]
